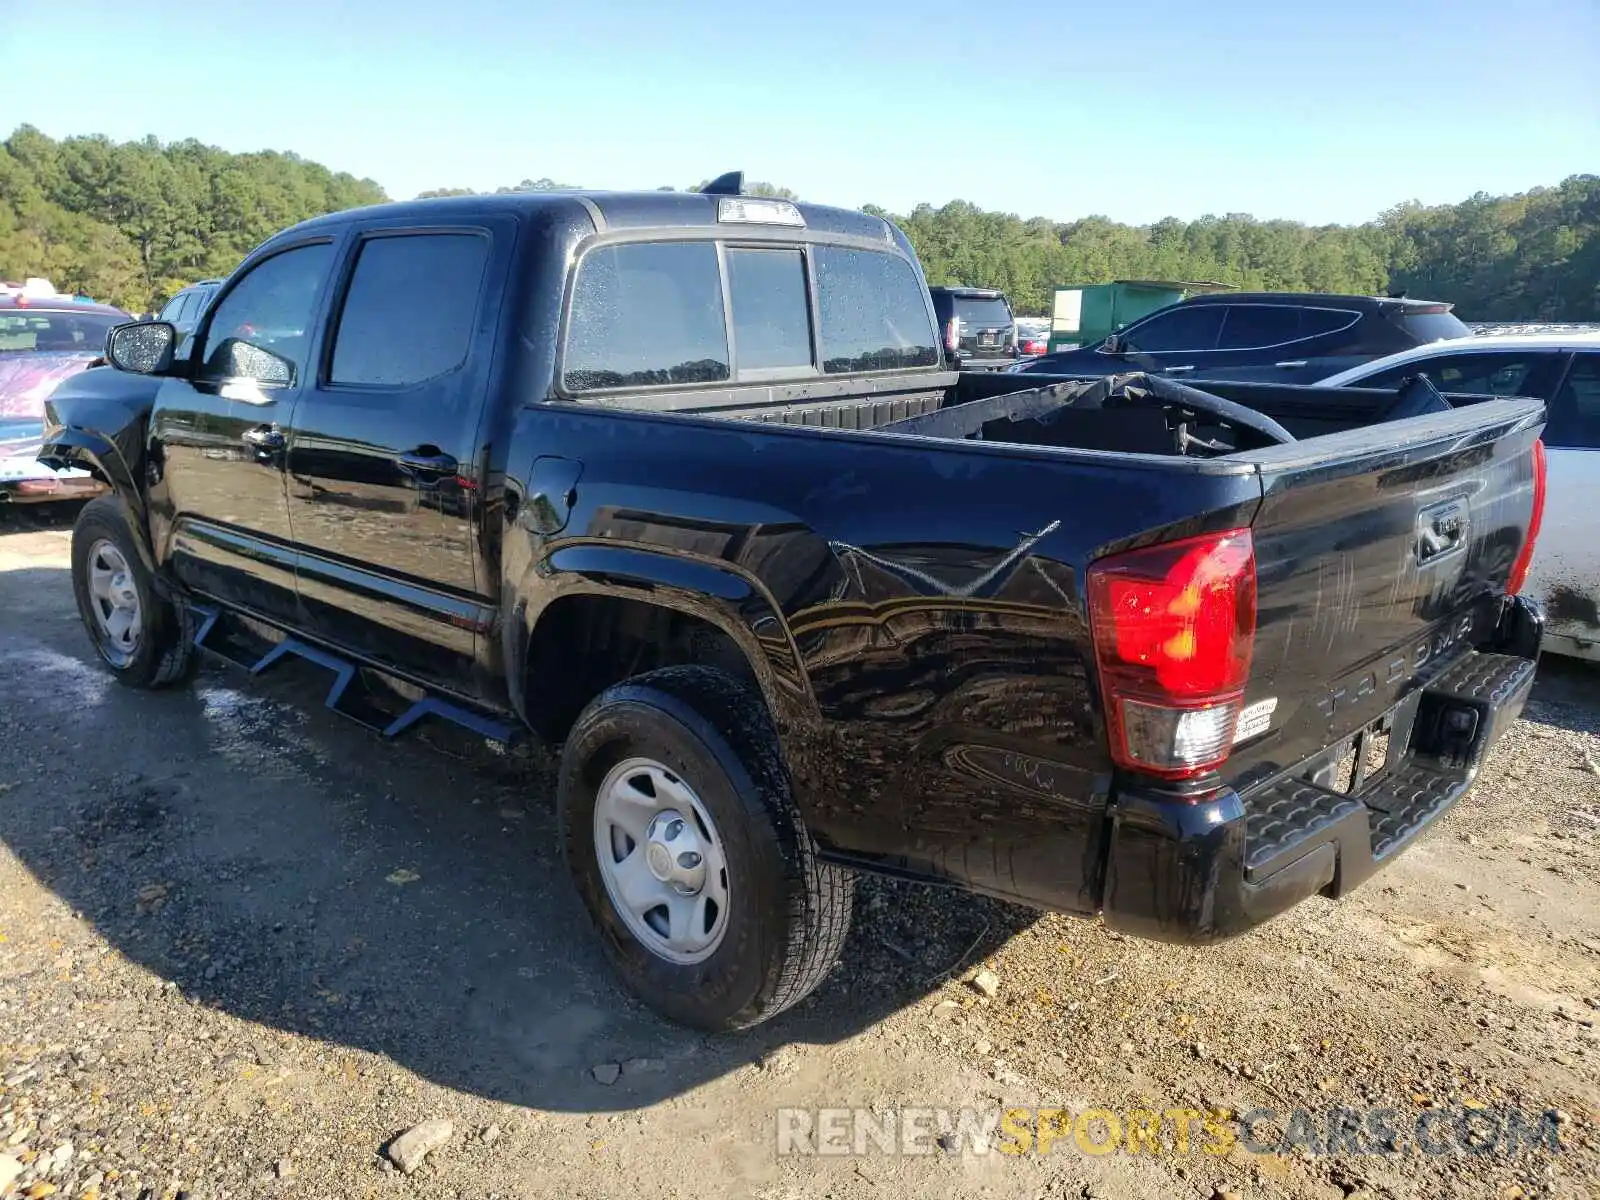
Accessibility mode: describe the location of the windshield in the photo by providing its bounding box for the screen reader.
[0,309,119,355]
[1400,309,1472,343]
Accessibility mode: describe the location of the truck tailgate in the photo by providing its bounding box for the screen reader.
[1224,397,1546,793]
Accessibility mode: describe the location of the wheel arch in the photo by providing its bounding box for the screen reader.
[507,542,819,747]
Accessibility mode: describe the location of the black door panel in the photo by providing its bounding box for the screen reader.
[148,240,337,625]
[284,222,507,695]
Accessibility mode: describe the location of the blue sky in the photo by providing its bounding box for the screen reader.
[2,0,1594,226]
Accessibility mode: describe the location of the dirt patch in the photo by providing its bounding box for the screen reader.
[1547,583,1600,629]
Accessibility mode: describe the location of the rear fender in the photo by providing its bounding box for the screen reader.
[504,540,819,735]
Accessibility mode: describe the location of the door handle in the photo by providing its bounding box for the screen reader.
[1164,364,1195,374]
[395,449,459,477]
[242,426,285,450]
[1275,360,1308,369]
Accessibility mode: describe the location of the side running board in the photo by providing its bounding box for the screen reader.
[189,602,518,745]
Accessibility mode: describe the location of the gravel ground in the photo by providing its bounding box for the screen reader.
[1,505,1597,1200]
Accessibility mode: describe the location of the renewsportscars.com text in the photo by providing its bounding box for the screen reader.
[776,1105,1565,1158]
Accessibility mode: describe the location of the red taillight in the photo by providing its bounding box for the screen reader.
[944,317,960,353]
[1507,438,1547,596]
[1088,529,1257,780]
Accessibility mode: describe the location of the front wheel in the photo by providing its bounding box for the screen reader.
[557,666,852,1030]
[71,496,196,688]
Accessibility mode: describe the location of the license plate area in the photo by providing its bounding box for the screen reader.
[979,332,996,346]
[1304,691,1422,804]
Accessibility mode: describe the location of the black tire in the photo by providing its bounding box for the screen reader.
[557,666,852,1030]
[71,496,196,689]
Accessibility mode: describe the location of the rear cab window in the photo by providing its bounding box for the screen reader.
[564,242,729,391]
[562,239,937,396]
[813,247,938,374]
[726,247,812,373]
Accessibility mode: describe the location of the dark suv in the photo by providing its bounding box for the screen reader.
[156,279,223,348]
[929,286,1017,371]
[1015,292,1471,384]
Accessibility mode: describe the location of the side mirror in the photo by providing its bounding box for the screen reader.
[1102,333,1125,356]
[209,338,295,388]
[106,321,177,375]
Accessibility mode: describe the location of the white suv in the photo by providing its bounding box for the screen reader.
[1319,334,1600,662]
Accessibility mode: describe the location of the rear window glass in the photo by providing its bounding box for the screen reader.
[953,296,1012,329]
[726,247,812,372]
[814,247,939,374]
[331,233,489,387]
[0,310,118,353]
[1400,309,1471,343]
[565,242,730,391]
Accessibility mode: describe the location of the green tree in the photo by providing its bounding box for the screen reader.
[3,125,1595,323]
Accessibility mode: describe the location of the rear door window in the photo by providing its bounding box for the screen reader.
[564,242,730,391]
[726,247,812,373]
[813,246,939,374]
[1120,305,1224,353]
[1216,305,1301,350]
[1547,352,1600,449]
[329,232,489,387]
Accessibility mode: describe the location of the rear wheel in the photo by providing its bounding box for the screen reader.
[557,666,852,1030]
[71,496,195,688]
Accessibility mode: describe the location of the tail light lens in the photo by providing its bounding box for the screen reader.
[1087,529,1257,780]
[944,317,960,353]
[1506,439,1547,596]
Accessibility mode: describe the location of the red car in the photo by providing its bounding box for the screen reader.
[0,295,126,504]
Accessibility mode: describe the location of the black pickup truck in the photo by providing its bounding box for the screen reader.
[41,183,1549,1031]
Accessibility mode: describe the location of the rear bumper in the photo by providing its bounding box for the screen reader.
[1100,605,1541,944]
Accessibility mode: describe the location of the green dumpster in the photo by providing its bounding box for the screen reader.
[1048,280,1234,353]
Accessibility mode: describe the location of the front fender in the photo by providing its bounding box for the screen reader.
[36,425,141,504]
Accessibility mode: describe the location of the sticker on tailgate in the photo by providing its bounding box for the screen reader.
[1234,697,1278,743]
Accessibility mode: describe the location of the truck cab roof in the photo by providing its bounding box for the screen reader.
[283,189,900,245]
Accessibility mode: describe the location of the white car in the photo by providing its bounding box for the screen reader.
[1318,334,1600,661]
